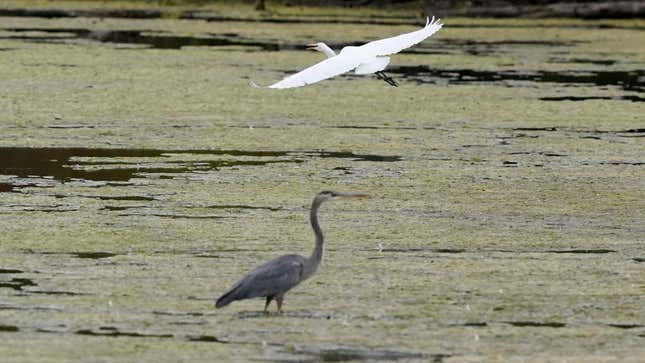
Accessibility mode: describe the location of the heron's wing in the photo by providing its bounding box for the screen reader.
[268,54,361,89]
[232,254,306,298]
[359,16,443,57]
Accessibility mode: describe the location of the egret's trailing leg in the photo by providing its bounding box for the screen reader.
[376,71,399,87]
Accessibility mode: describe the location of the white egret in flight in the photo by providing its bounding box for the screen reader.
[253,17,443,89]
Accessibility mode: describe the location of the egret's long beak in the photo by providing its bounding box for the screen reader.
[334,192,369,199]
[306,43,318,50]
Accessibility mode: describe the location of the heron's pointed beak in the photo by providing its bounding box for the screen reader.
[306,43,318,50]
[334,192,369,199]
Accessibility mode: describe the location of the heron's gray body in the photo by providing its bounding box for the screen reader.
[215,254,309,308]
[215,191,365,312]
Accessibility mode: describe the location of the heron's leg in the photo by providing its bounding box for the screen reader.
[275,295,284,314]
[264,296,274,313]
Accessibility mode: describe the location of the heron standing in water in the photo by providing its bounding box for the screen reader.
[215,191,368,313]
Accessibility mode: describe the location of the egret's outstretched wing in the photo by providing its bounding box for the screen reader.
[268,54,361,89]
[360,16,443,57]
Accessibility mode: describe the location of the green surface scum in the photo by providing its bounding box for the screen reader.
[0,1,644,362]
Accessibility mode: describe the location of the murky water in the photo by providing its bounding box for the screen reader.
[0,146,398,185]
[0,5,644,363]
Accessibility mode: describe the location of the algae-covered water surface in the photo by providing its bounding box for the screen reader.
[0,2,644,362]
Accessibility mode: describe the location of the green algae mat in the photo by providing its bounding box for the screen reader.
[1,3,644,362]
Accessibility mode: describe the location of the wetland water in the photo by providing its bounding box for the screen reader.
[1,5,644,362]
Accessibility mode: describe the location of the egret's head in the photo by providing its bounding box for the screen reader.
[306,43,326,52]
[316,190,369,203]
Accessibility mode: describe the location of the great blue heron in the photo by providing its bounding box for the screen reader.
[215,191,368,313]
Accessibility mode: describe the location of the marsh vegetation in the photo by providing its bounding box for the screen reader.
[0,2,644,361]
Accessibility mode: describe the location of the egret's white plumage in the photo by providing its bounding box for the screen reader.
[258,17,443,89]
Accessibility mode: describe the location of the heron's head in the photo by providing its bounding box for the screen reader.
[316,190,369,203]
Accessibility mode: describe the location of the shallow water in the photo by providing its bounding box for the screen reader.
[0,5,644,362]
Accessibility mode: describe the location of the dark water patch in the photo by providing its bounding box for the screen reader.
[310,151,402,162]
[0,147,396,186]
[73,252,118,259]
[289,346,440,362]
[194,254,234,259]
[598,161,645,166]
[619,134,645,138]
[505,321,566,328]
[549,57,617,66]
[2,204,78,212]
[0,277,37,291]
[0,8,162,19]
[36,327,68,334]
[91,195,156,201]
[202,204,281,211]
[117,213,227,219]
[540,95,645,103]
[462,322,487,327]
[0,8,412,26]
[545,249,616,254]
[446,321,487,327]
[387,66,645,93]
[187,335,227,343]
[2,7,644,27]
[45,124,95,129]
[623,128,645,133]
[76,327,173,338]
[85,29,282,50]
[0,304,61,311]
[0,268,23,274]
[0,325,19,332]
[2,27,289,51]
[608,323,643,329]
[429,38,583,56]
[331,125,418,130]
[0,147,294,184]
[152,310,204,317]
[30,290,88,296]
[0,183,14,192]
[513,127,558,132]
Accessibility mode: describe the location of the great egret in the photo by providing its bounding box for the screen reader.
[254,16,443,89]
[215,191,368,313]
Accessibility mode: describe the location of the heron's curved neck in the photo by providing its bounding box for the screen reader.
[318,43,336,58]
[308,197,325,268]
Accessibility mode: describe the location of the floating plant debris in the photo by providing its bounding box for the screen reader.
[72,252,118,259]
[544,249,616,254]
[0,277,37,291]
[505,321,566,328]
[0,269,24,274]
[76,327,173,338]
